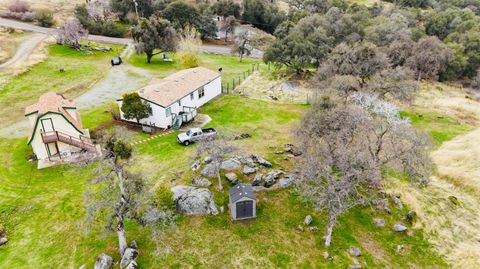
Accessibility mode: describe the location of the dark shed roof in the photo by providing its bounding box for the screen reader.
[229,184,255,203]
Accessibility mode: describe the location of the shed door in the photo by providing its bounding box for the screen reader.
[236,200,253,219]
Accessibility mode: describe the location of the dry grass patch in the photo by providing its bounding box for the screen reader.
[0,28,32,64]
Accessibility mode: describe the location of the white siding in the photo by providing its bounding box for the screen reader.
[118,75,222,129]
[29,113,84,160]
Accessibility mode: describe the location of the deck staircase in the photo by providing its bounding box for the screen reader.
[172,113,183,129]
[40,130,96,152]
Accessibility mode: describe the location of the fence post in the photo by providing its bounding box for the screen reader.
[233,79,235,89]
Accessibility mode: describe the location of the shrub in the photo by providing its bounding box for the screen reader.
[35,11,55,27]
[155,186,174,209]
[8,0,30,13]
[177,26,202,68]
[113,140,132,160]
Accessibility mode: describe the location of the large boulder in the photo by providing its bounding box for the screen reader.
[279,174,296,188]
[192,177,212,187]
[120,248,138,269]
[221,159,241,171]
[252,173,263,186]
[171,186,219,215]
[225,173,238,185]
[201,162,217,177]
[243,166,257,175]
[264,170,284,187]
[235,155,256,167]
[94,253,113,269]
[253,155,272,167]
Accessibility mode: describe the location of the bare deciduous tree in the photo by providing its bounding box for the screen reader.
[231,30,252,62]
[220,15,236,42]
[56,18,88,49]
[195,137,238,191]
[407,36,453,81]
[296,94,430,247]
[366,66,418,102]
[83,133,174,256]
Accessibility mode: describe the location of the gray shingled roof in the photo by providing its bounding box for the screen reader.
[229,183,255,203]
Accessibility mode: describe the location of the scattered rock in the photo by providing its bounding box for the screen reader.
[279,174,296,187]
[304,215,313,225]
[243,166,257,175]
[129,240,138,249]
[203,156,213,164]
[406,211,416,224]
[396,244,404,254]
[191,161,201,172]
[309,226,318,232]
[350,264,362,269]
[234,133,251,140]
[125,261,138,269]
[235,155,256,167]
[253,155,272,167]
[120,248,138,269]
[297,225,304,232]
[252,173,263,186]
[376,198,391,214]
[78,265,86,269]
[393,223,408,232]
[221,159,241,171]
[373,219,385,227]
[171,186,219,215]
[94,253,113,269]
[192,177,212,187]
[201,162,217,177]
[349,246,362,257]
[448,195,461,206]
[264,170,283,187]
[392,195,403,210]
[284,144,302,156]
[220,206,224,213]
[323,251,330,259]
[225,173,238,185]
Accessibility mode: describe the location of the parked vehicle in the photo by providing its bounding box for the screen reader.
[177,127,217,146]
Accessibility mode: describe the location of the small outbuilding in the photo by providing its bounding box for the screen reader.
[229,184,256,220]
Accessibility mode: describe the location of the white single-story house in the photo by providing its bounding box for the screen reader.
[117,67,222,129]
[229,184,257,220]
[25,92,97,167]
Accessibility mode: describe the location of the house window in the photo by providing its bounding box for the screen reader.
[165,107,171,117]
[198,87,205,98]
[190,93,194,100]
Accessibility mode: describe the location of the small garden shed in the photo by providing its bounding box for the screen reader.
[229,184,256,220]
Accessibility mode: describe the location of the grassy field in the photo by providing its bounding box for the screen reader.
[0,44,124,129]
[128,52,265,86]
[0,93,447,268]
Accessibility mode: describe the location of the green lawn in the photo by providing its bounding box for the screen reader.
[401,110,473,147]
[128,52,265,86]
[0,95,446,268]
[0,44,124,128]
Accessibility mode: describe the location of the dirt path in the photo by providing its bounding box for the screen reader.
[0,17,264,58]
[0,46,151,138]
[0,33,46,69]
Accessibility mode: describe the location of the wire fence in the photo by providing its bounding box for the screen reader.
[221,63,261,94]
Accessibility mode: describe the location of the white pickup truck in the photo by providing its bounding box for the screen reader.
[177,127,217,146]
